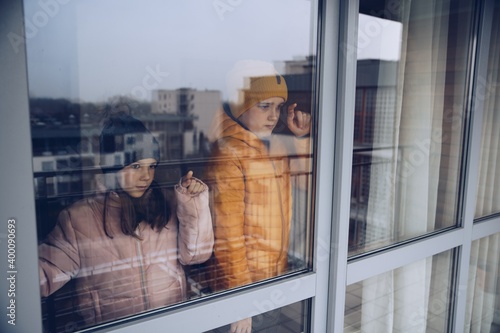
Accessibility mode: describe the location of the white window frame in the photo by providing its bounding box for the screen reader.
[1,0,498,332]
[0,1,335,332]
[327,0,500,332]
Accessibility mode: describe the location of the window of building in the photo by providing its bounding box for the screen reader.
[475,0,500,220]
[204,300,310,333]
[340,0,500,332]
[467,2,500,331]
[41,161,54,172]
[349,0,475,255]
[22,0,317,331]
[345,249,455,332]
[2,0,499,332]
[466,233,500,331]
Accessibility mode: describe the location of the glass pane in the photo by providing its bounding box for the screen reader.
[26,1,316,331]
[465,233,500,332]
[204,300,309,333]
[344,250,455,332]
[349,0,475,256]
[475,0,500,219]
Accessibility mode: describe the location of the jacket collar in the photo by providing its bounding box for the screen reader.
[212,106,270,153]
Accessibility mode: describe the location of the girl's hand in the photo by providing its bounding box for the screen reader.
[181,171,204,194]
[287,103,311,137]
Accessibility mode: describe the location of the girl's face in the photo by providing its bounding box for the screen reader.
[116,158,157,198]
[238,97,285,138]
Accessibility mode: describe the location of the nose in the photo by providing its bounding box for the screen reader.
[140,166,152,181]
[268,106,280,120]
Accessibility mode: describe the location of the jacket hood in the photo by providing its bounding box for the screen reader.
[211,107,269,153]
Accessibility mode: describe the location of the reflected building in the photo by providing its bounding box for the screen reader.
[282,55,315,75]
[30,103,198,237]
[152,88,221,157]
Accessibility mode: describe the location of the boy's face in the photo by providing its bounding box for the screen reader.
[116,158,157,198]
[238,97,285,138]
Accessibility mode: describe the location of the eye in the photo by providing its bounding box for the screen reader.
[130,163,141,169]
[149,164,158,169]
[257,103,271,110]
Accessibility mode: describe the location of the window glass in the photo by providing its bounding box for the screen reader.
[204,300,310,333]
[349,0,475,256]
[465,233,500,331]
[475,0,500,219]
[25,1,316,331]
[344,250,455,332]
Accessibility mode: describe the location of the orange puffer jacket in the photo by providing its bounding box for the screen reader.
[38,180,213,327]
[208,111,305,291]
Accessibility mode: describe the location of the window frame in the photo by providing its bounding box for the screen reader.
[0,1,335,332]
[329,0,500,332]
[1,2,43,333]
[1,0,499,332]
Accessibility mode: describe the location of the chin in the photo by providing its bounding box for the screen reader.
[256,131,272,138]
[129,191,146,198]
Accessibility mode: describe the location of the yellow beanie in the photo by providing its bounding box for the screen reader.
[232,74,288,119]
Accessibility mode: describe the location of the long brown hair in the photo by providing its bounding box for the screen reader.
[98,113,167,239]
[102,180,171,239]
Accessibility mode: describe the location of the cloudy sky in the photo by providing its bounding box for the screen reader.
[24,0,315,102]
[23,0,401,103]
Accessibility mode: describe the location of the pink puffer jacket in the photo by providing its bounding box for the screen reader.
[38,179,213,327]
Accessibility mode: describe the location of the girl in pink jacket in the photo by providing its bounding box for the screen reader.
[38,114,214,330]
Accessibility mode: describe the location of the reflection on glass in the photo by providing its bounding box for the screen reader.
[24,0,316,331]
[349,0,474,256]
[204,300,309,333]
[38,115,215,329]
[344,250,454,332]
[205,61,312,295]
[475,1,500,219]
[465,234,500,332]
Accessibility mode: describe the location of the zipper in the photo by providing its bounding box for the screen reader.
[135,227,150,310]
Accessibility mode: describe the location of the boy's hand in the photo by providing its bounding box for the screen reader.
[230,318,252,333]
[287,103,311,137]
[181,171,204,194]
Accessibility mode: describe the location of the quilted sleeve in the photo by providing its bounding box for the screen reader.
[175,177,214,265]
[38,209,81,297]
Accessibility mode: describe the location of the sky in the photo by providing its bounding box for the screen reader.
[357,14,402,62]
[23,1,401,103]
[24,0,315,102]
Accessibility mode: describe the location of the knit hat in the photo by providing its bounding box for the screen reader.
[99,115,160,173]
[232,75,288,118]
[226,60,288,119]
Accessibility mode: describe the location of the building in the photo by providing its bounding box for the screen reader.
[152,88,221,155]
